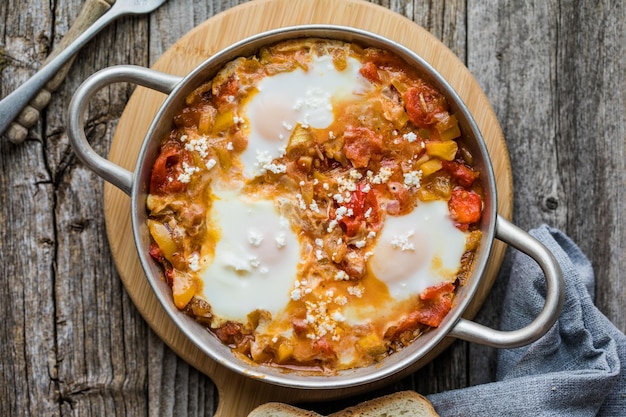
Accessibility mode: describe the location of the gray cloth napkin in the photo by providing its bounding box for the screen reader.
[428,225,625,416]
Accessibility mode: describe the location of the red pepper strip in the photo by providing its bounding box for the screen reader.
[150,142,189,195]
[416,282,455,327]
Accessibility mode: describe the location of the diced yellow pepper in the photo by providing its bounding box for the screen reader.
[416,187,439,202]
[357,333,387,356]
[439,114,461,141]
[419,158,443,177]
[276,342,294,362]
[425,141,458,161]
[147,220,177,262]
[440,123,461,141]
[212,109,234,134]
[172,270,196,309]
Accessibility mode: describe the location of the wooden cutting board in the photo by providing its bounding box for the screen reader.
[103,0,513,415]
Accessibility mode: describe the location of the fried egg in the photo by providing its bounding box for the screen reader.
[198,190,300,322]
[240,54,371,178]
[369,201,468,300]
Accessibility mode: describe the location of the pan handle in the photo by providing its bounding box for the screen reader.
[67,65,182,196]
[448,216,564,348]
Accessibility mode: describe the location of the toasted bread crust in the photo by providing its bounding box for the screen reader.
[247,391,438,417]
[328,391,438,417]
[248,402,323,417]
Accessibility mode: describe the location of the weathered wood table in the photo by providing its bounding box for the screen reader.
[1,0,623,415]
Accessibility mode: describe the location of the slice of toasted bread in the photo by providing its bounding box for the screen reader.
[247,391,438,417]
[247,402,323,417]
[328,391,439,417]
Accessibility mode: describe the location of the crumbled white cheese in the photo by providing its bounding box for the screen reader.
[315,238,324,247]
[334,270,349,281]
[226,142,234,151]
[188,253,201,272]
[248,230,264,247]
[403,170,421,188]
[390,231,416,251]
[254,149,287,175]
[249,256,261,268]
[349,169,363,180]
[364,207,372,218]
[290,288,302,301]
[184,135,211,158]
[371,167,393,184]
[348,285,364,298]
[275,233,286,249]
[335,206,348,221]
[354,239,366,248]
[205,158,217,170]
[177,162,200,183]
[334,295,348,306]
[296,193,307,210]
[331,311,346,322]
[403,131,418,143]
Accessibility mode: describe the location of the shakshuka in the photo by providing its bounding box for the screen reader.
[146,38,484,372]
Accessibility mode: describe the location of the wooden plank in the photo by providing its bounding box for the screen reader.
[0,0,623,416]
[0,1,58,416]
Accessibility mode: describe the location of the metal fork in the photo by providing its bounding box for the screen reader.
[0,0,169,142]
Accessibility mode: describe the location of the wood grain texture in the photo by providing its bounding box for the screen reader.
[0,0,623,416]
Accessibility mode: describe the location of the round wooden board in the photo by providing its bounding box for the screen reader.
[103,0,513,415]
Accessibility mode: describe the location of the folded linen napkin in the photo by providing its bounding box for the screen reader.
[428,225,625,416]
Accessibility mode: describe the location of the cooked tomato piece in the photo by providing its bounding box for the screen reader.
[416,282,455,327]
[214,76,238,104]
[448,188,482,224]
[342,126,383,168]
[420,282,455,300]
[339,183,381,237]
[442,160,479,187]
[149,141,191,195]
[359,61,380,83]
[403,85,448,128]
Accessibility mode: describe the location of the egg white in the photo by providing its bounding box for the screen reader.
[369,201,468,300]
[198,190,300,322]
[240,54,371,178]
